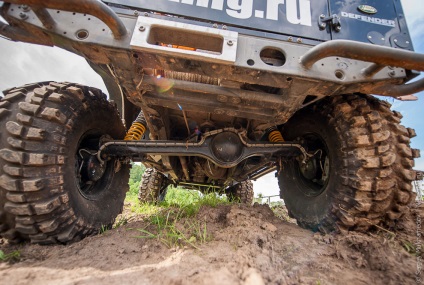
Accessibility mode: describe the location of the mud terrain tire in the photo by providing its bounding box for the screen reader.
[226,181,254,204]
[138,168,168,203]
[278,94,418,233]
[0,82,129,244]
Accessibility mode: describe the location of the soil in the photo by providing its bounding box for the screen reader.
[0,201,422,285]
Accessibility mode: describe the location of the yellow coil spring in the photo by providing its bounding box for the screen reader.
[124,122,146,141]
[268,130,284,143]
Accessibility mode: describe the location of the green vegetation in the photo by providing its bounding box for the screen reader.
[254,192,263,204]
[99,224,109,234]
[126,162,230,217]
[0,250,20,262]
[401,240,419,256]
[113,216,128,229]
[132,208,208,249]
[130,188,230,248]
[125,163,230,248]
[165,187,230,217]
[128,162,146,196]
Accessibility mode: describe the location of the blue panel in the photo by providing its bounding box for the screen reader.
[103,0,331,41]
[329,0,412,50]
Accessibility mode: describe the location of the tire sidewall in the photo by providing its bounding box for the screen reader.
[280,111,344,230]
[65,100,127,228]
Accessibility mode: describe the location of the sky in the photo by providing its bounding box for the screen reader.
[0,0,423,200]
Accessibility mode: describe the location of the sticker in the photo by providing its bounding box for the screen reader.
[168,0,313,26]
[341,12,395,27]
[358,5,378,15]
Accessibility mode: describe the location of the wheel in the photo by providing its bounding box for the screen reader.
[278,94,419,233]
[226,181,254,204]
[0,82,130,244]
[138,168,168,203]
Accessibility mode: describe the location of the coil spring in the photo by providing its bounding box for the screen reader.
[124,111,147,141]
[268,128,284,143]
[124,122,146,140]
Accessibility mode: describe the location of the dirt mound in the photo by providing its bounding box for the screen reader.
[0,203,422,284]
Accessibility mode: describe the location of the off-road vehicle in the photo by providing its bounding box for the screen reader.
[0,0,423,244]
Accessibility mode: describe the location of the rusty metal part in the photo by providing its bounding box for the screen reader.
[0,21,53,45]
[141,76,285,106]
[178,182,221,189]
[32,6,55,29]
[98,128,311,168]
[300,40,424,71]
[5,0,127,39]
[300,39,424,97]
[361,63,385,77]
[139,75,284,121]
[179,156,190,181]
[182,110,190,137]
[248,164,276,181]
[203,160,227,180]
[371,77,424,98]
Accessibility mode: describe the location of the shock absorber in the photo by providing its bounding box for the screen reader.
[124,110,147,141]
[268,126,284,143]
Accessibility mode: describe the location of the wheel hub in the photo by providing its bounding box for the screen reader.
[84,155,107,182]
[75,131,114,199]
[299,159,318,180]
[295,133,331,196]
[78,150,107,186]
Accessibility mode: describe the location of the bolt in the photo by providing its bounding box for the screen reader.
[368,36,372,39]
[319,23,326,30]
[19,12,28,20]
[134,10,139,16]
[388,70,396,77]
[335,26,341,32]
[213,23,218,28]
[394,39,398,43]
[288,36,293,42]
[139,26,145,32]
[406,41,410,44]
[231,97,241,104]
[227,40,233,46]
[320,14,325,19]
[22,5,30,12]
[144,12,149,17]
[217,95,228,102]
[222,25,227,30]
[297,38,302,43]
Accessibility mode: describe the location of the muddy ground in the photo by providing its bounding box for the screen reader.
[0,202,422,285]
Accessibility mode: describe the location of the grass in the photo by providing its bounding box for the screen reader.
[126,186,231,217]
[401,240,419,256]
[132,208,201,249]
[127,186,229,248]
[0,250,20,262]
[113,216,129,229]
[99,225,109,234]
[132,207,212,249]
